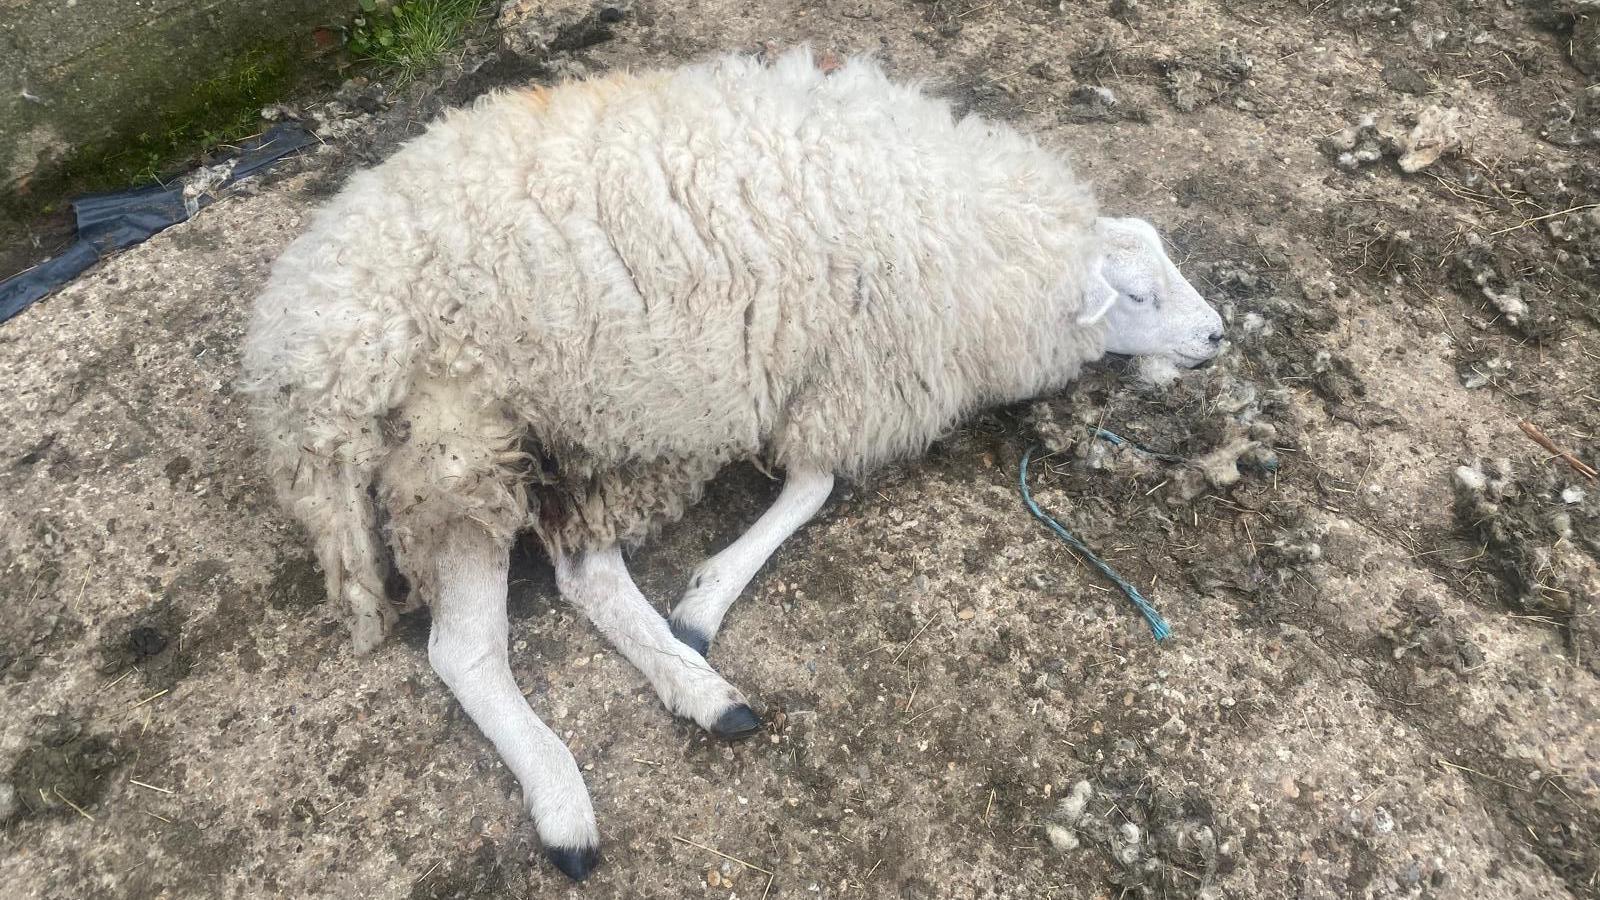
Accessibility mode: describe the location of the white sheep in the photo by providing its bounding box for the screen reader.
[239,47,1223,880]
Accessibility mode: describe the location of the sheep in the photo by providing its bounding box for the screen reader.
[239,47,1224,881]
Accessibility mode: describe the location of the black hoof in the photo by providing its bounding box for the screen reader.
[710,704,763,741]
[546,845,601,881]
[670,620,712,658]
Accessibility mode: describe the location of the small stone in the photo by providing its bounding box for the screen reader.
[1073,84,1118,107]
[1397,106,1462,173]
[0,781,16,822]
[1398,860,1424,887]
[707,869,721,887]
[1371,806,1396,835]
[1279,774,1300,799]
[956,607,975,621]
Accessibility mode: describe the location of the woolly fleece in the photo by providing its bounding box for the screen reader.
[239,48,1107,651]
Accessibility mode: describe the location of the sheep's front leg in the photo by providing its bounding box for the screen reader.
[555,547,762,740]
[429,523,601,881]
[669,468,834,656]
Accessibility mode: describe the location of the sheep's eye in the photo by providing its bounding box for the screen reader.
[1130,294,1151,305]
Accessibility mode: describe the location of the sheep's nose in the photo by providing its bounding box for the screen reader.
[1207,331,1224,345]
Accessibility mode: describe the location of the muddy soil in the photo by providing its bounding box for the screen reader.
[2,1,1597,898]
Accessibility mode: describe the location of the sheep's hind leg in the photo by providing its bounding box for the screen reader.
[668,468,834,656]
[555,547,763,740]
[429,522,601,880]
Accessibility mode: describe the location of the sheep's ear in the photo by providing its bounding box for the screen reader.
[1077,264,1118,325]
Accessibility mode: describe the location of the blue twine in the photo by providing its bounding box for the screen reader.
[1091,428,1128,446]
[1019,445,1173,642]
[1091,428,1186,463]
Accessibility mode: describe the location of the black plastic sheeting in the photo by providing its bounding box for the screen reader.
[0,122,316,325]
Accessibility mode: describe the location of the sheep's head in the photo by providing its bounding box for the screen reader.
[1080,217,1225,369]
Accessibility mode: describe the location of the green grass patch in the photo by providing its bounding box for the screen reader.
[4,1,488,228]
[349,0,487,84]
[67,45,299,190]
[3,43,302,226]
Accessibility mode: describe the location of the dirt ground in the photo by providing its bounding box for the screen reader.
[3,1,1598,897]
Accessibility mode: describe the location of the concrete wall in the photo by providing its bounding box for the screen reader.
[1,0,353,197]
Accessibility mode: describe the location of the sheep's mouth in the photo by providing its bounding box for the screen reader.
[1103,350,1217,369]
[1172,351,1217,369]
